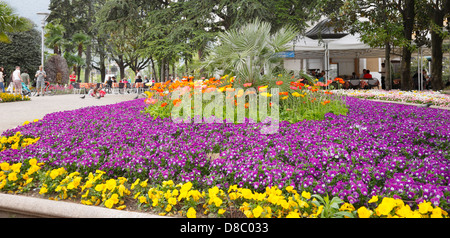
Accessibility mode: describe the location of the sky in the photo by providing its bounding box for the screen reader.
[2,0,51,28]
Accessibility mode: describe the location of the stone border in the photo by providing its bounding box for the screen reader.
[0,193,166,218]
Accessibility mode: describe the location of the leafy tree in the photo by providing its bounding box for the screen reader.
[329,0,404,90]
[95,0,152,80]
[0,29,41,82]
[0,2,32,43]
[48,0,101,82]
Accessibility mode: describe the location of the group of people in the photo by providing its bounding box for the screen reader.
[0,65,48,96]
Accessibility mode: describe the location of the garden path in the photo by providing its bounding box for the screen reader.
[0,93,139,134]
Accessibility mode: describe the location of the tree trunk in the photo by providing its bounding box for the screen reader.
[166,60,170,81]
[160,58,165,83]
[84,1,93,83]
[430,9,445,91]
[400,0,415,91]
[172,62,176,80]
[99,53,106,83]
[117,55,126,81]
[84,43,92,83]
[150,57,158,82]
[385,42,392,90]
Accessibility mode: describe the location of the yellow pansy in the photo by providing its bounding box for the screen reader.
[292,92,301,97]
[252,206,263,218]
[286,211,300,218]
[0,162,10,171]
[301,191,311,200]
[396,205,413,218]
[139,196,147,204]
[368,195,378,203]
[11,163,22,173]
[218,209,226,215]
[8,172,18,181]
[106,179,117,190]
[187,207,196,218]
[418,201,433,214]
[357,206,372,218]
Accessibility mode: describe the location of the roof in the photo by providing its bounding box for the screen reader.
[305,19,348,40]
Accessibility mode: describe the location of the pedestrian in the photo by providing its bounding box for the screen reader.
[0,67,5,93]
[12,66,22,95]
[21,70,31,88]
[69,71,77,84]
[380,63,386,90]
[135,70,142,80]
[35,65,47,96]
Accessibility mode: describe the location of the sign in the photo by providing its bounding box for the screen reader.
[276,51,295,58]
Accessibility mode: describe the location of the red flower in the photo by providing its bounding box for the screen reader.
[161,102,168,107]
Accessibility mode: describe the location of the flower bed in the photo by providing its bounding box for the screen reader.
[333,89,450,107]
[0,96,449,217]
[1,158,447,218]
[0,93,31,103]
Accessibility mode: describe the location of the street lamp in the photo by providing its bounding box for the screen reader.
[37,12,50,69]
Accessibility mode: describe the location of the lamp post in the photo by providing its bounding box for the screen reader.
[37,12,50,69]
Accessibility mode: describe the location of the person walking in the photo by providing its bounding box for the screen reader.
[12,66,22,95]
[35,66,47,96]
[0,67,5,93]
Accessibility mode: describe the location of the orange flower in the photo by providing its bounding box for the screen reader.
[173,99,182,107]
[145,98,158,105]
[321,100,331,105]
[243,83,252,87]
[244,102,249,109]
[161,102,168,107]
[279,91,289,96]
[276,81,283,86]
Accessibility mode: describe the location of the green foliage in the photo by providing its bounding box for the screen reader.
[311,194,355,218]
[0,28,41,78]
[202,19,299,84]
[0,2,32,43]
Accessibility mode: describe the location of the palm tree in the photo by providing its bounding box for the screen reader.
[203,19,298,84]
[0,2,31,43]
[71,32,90,82]
[44,21,65,55]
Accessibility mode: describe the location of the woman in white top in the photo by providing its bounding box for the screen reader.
[0,67,5,93]
[13,66,22,95]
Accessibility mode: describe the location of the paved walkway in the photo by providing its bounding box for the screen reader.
[0,93,140,134]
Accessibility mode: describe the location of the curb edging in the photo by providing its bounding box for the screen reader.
[0,193,166,218]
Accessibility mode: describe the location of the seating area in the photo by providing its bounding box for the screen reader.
[328,78,381,90]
